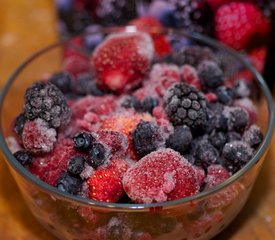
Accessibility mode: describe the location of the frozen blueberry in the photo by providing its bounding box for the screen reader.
[13,150,32,166]
[56,172,83,195]
[49,72,73,94]
[75,73,105,96]
[226,131,242,142]
[209,131,227,151]
[87,143,107,168]
[242,125,263,148]
[121,95,142,111]
[13,113,27,136]
[142,96,159,114]
[73,132,94,151]
[67,155,85,175]
[215,86,235,105]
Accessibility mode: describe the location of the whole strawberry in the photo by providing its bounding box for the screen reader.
[215,2,269,50]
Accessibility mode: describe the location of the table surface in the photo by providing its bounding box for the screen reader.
[0,1,275,240]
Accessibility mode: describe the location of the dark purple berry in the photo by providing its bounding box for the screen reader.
[215,86,235,105]
[67,155,85,175]
[209,131,227,151]
[73,132,94,151]
[56,172,83,195]
[87,143,107,168]
[142,96,159,114]
[132,121,164,159]
[13,113,27,136]
[166,125,192,154]
[49,72,73,94]
[164,83,208,131]
[24,82,71,128]
[121,95,142,111]
[233,80,251,98]
[13,150,32,166]
[226,131,242,142]
[75,73,105,96]
[222,141,254,173]
[242,125,263,148]
[205,103,227,133]
[198,60,224,91]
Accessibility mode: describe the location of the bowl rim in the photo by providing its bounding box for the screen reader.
[0,26,274,212]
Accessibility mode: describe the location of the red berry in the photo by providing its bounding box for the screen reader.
[63,55,91,76]
[64,36,84,59]
[91,32,154,93]
[181,64,201,89]
[123,149,199,203]
[204,164,230,189]
[248,47,267,73]
[215,2,269,50]
[87,169,124,202]
[106,158,129,177]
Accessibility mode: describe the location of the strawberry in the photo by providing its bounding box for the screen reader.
[87,168,124,202]
[91,32,154,93]
[130,16,171,57]
[63,55,91,76]
[64,36,84,59]
[215,2,269,50]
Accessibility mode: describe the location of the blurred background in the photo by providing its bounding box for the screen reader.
[0,0,275,239]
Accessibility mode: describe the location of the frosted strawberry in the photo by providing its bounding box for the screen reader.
[87,168,124,202]
[215,2,269,50]
[123,148,199,203]
[91,32,154,93]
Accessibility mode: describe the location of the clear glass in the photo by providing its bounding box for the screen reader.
[0,27,274,240]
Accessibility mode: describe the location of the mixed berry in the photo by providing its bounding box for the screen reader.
[10,26,263,205]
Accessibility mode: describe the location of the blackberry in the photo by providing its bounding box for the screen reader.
[209,131,227,151]
[197,60,224,92]
[172,46,216,67]
[166,125,192,154]
[24,82,71,128]
[87,143,107,168]
[215,86,235,105]
[13,113,27,136]
[223,106,249,133]
[56,172,83,195]
[49,72,73,94]
[75,73,105,96]
[121,95,142,111]
[67,155,86,175]
[164,83,208,131]
[132,121,164,159]
[73,132,94,151]
[13,150,32,166]
[142,96,159,114]
[242,125,263,148]
[222,141,254,174]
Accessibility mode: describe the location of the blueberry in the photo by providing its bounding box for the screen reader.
[242,125,263,148]
[166,125,193,154]
[73,132,94,151]
[107,225,123,240]
[226,131,241,142]
[209,131,227,150]
[56,172,83,195]
[49,72,73,94]
[142,97,159,114]
[13,150,32,166]
[75,74,105,96]
[215,86,235,105]
[87,143,107,168]
[121,95,142,111]
[67,155,85,175]
[13,113,27,136]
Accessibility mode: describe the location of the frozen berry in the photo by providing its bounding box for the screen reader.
[205,103,227,133]
[209,131,227,150]
[164,83,208,131]
[13,113,27,136]
[142,97,159,114]
[49,72,73,94]
[13,150,32,166]
[222,141,254,173]
[166,125,192,154]
[75,73,105,96]
[242,124,263,148]
[22,118,57,154]
[73,132,94,151]
[91,32,154,93]
[204,164,230,189]
[215,86,235,105]
[121,95,142,111]
[197,60,224,91]
[233,80,251,98]
[63,55,90,76]
[56,172,83,195]
[87,143,107,169]
[181,64,201,89]
[24,82,71,128]
[123,148,199,203]
[67,155,86,175]
[132,121,164,159]
[226,131,242,142]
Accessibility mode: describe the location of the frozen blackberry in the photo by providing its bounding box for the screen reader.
[142,96,159,114]
[24,82,71,128]
[223,106,249,133]
[197,60,224,92]
[166,125,192,154]
[87,143,107,168]
[164,83,208,131]
[75,73,105,96]
[56,172,83,195]
[13,113,27,136]
[49,72,73,94]
[73,132,94,151]
[222,141,254,174]
[13,150,32,166]
[67,155,86,175]
[172,46,216,67]
[132,121,164,159]
[242,125,263,148]
[215,86,235,105]
[209,131,227,151]
[121,95,142,111]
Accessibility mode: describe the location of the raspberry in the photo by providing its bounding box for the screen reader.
[13,150,32,166]
[194,166,206,187]
[67,155,86,175]
[164,83,208,131]
[215,2,269,50]
[63,55,91,76]
[172,46,216,67]
[29,138,80,186]
[197,60,224,92]
[123,148,199,203]
[22,118,57,154]
[87,168,124,202]
[166,125,193,154]
[91,32,154,93]
[204,164,230,189]
[132,121,165,159]
[56,172,83,195]
[13,113,27,136]
[75,73,105,96]
[24,82,71,128]
[181,64,201,89]
[222,141,254,173]
[242,124,263,148]
[49,71,73,94]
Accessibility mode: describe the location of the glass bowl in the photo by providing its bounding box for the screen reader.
[0,27,274,240]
